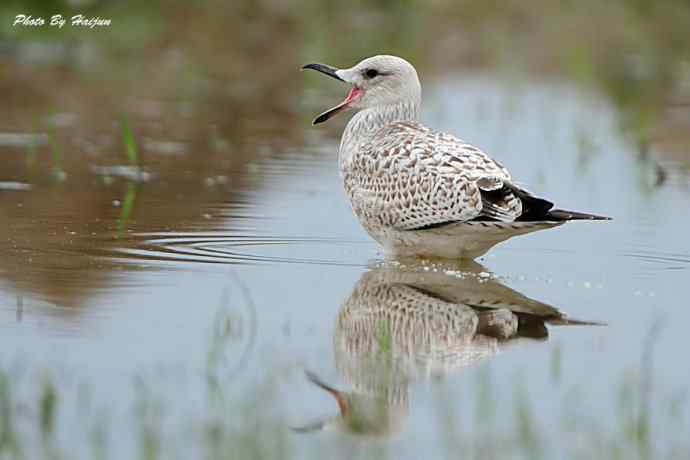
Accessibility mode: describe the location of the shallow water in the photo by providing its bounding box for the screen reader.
[1,72,689,458]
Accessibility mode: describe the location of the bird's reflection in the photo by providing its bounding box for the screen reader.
[295,259,601,437]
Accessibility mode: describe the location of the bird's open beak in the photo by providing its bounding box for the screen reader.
[302,62,362,125]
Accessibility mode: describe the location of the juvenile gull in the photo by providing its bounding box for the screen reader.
[303,55,609,259]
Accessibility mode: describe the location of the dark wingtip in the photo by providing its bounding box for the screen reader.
[586,213,613,221]
[549,316,608,327]
[548,209,612,221]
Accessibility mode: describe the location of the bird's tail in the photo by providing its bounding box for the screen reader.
[545,209,611,221]
[505,183,611,222]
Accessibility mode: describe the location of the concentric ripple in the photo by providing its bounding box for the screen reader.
[101,233,375,267]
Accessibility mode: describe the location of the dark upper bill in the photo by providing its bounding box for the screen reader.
[302,63,344,82]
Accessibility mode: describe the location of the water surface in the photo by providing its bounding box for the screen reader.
[1,69,689,459]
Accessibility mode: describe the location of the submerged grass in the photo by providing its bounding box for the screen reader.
[376,318,392,355]
[39,377,57,439]
[0,372,22,459]
[23,127,39,173]
[0,320,687,460]
[120,115,140,167]
[116,183,138,235]
[513,380,543,460]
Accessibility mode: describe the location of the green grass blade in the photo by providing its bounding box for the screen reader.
[120,115,139,166]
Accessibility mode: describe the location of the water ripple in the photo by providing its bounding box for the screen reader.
[101,233,374,267]
[624,250,690,270]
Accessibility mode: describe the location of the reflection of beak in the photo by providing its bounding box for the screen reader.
[292,370,348,434]
[304,370,350,415]
[302,63,362,125]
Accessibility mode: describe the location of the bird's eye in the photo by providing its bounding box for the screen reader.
[364,69,379,79]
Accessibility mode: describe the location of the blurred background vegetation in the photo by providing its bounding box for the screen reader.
[2,0,690,166]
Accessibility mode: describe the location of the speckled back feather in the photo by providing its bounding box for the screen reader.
[342,119,524,231]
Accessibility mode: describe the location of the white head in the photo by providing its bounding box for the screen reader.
[303,55,421,125]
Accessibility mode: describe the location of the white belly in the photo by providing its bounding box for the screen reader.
[361,220,563,259]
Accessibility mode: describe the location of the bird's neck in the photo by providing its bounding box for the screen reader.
[339,101,419,167]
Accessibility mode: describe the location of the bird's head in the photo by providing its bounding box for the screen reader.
[302,55,421,125]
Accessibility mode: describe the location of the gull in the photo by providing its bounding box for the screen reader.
[303,55,610,259]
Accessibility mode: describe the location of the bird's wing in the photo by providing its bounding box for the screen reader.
[348,121,526,229]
